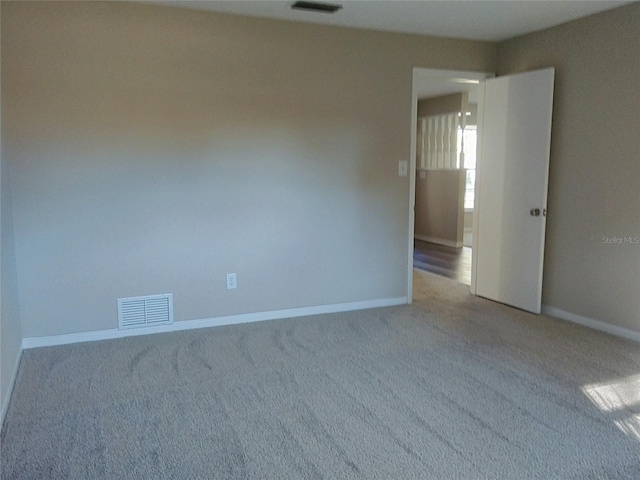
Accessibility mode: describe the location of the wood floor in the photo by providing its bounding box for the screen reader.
[413,239,472,285]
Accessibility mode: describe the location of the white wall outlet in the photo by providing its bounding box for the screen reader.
[398,160,408,177]
[226,273,237,290]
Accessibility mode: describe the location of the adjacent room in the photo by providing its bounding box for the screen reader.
[1,1,639,478]
[412,70,482,285]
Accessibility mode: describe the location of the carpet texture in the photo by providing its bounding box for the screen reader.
[2,271,639,479]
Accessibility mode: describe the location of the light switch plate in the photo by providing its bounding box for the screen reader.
[398,160,408,177]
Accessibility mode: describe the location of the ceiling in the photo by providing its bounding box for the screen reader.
[151,0,634,42]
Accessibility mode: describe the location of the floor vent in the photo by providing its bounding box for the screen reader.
[118,294,173,330]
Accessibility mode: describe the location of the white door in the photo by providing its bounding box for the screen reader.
[471,68,555,314]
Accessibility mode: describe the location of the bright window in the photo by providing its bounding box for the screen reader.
[457,126,477,210]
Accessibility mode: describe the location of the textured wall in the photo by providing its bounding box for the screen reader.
[415,170,466,247]
[417,93,467,117]
[2,1,495,337]
[1,0,24,419]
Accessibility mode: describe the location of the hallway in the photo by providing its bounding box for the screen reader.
[413,240,471,285]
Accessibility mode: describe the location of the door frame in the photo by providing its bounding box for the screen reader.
[407,67,493,303]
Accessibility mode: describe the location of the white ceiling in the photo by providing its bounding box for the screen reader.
[151,0,633,42]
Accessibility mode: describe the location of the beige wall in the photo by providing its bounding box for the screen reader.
[466,103,478,126]
[498,2,640,333]
[7,1,634,343]
[1,131,23,421]
[1,0,24,421]
[415,169,466,247]
[2,1,495,338]
[417,92,468,117]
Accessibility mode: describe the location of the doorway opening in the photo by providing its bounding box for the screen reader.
[408,68,491,299]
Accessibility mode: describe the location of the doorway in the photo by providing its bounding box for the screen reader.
[413,240,472,284]
[408,68,554,314]
[408,68,491,298]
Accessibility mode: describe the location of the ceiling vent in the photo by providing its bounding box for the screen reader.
[118,294,173,330]
[291,1,342,14]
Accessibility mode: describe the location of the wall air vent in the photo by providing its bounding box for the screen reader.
[291,1,342,14]
[118,294,173,330]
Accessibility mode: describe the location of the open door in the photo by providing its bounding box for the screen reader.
[471,68,555,314]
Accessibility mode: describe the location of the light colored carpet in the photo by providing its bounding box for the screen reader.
[2,270,639,479]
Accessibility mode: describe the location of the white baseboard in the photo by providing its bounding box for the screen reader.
[414,235,462,248]
[1,344,23,427]
[22,297,408,350]
[542,306,640,343]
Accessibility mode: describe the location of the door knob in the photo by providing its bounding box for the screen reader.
[530,208,541,217]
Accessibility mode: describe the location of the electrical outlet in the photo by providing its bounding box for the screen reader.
[226,273,237,290]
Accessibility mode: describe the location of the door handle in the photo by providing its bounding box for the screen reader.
[530,208,541,217]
